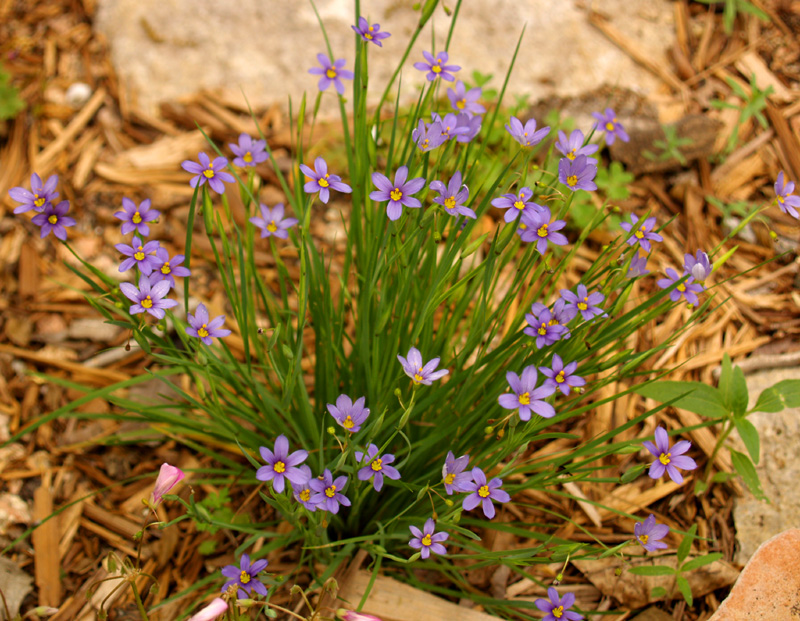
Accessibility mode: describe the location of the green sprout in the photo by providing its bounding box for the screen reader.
[643,125,694,166]
[711,73,773,154]
[695,0,770,34]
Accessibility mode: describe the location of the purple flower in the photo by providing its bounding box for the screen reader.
[559,155,598,192]
[430,171,475,219]
[249,203,298,239]
[592,108,629,145]
[291,465,317,511]
[352,17,391,46]
[683,250,712,282]
[413,50,460,82]
[327,394,370,433]
[462,467,510,519]
[120,274,178,319]
[535,587,583,621]
[620,215,663,253]
[300,157,352,204]
[498,366,556,420]
[221,553,268,599]
[560,284,605,322]
[397,347,449,385]
[555,129,598,162]
[370,166,426,221]
[540,354,585,396]
[505,116,549,147]
[181,152,235,194]
[642,426,697,484]
[432,112,469,142]
[455,112,482,143]
[635,514,669,552]
[149,247,191,288]
[657,268,704,306]
[9,173,59,214]
[627,253,650,278]
[408,518,448,559]
[31,200,75,240]
[491,187,540,223]
[356,444,401,492]
[308,54,353,95]
[186,303,231,345]
[519,207,568,254]
[115,236,162,275]
[524,303,569,349]
[309,469,350,514]
[229,133,269,168]
[115,198,160,237]
[256,434,309,493]
[442,451,471,495]
[447,81,485,117]
[774,171,800,218]
[412,119,447,152]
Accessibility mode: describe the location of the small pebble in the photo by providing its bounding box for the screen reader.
[65,82,92,108]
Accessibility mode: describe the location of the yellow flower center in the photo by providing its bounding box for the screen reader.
[371,459,383,472]
[141,296,153,309]
[606,121,615,131]
[567,175,578,187]
[326,68,337,79]
[274,461,286,473]
[639,534,649,544]
[318,174,330,188]
[132,211,142,224]
[566,150,576,160]
[325,485,337,498]
[538,323,547,335]
[432,64,442,74]
[240,570,251,584]
[553,606,564,619]
[161,263,171,274]
[421,534,432,546]
[267,221,277,232]
[203,167,215,179]
[537,224,549,238]
[456,99,465,109]
[556,371,565,384]
[48,214,58,224]
[34,196,46,208]
[365,32,373,40]
[518,391,531,405]
[513,200,525,211]
[549,319,559,327]
[390,188,403,202]
[244,151,253,163]
[343,416,354,429]
[478,485,490,498]
[659,452,671,465]
[444,473,455,485]
[444,196,456,210]
[198,326,209,338]
[421,139,430,149]
[677,283,686,292]
[777,195,785,205]
[299,489,311,501]
[577,302,588,310]
[519,222,527,230]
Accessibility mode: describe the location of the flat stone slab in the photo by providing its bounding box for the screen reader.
[710,529,800,620]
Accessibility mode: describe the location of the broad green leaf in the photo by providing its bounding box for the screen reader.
[718,353,733,410]
[677,524,697,564]
[676,574,693,606]
[730,449,767,501]
[620,464,646,484]
[694,479,708,495]
[650,586,667,598]
[731,365,748,418]
[734,417,760,463]
[635,381,729,419]
[751,380,800,414]
[627,565,676,577]
[681,552,723,572]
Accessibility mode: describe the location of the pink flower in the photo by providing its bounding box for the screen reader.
[188,598,228,621]
[338,610,383,621]
[150,463,185,506]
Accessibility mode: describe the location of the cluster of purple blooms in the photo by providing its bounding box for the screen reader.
[8,173,76,240]
[497,357,586,422]
[440,451,511,520]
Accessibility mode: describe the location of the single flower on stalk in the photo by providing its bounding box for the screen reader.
[524,303,569,349]
[308,53,354,95]
[249,203,298,239]
[491,186,540,223]
[149,247,191,288]
[221,553,268,599]
[370,166,426,221]
[558,154,598,192]
[181,152,235,194]
[642,426,697,484]
[430,171,475,219]
[397,347,449,385]
[413,50,460,82]
[412,119,446,152]
[115,197,160,237]
[627,253,650,278]
[539,354,585,396]
[187,598,227,621]
[462,467,510,519]
[620,214,663,253]
[447,80,485,116]
[352,17,391,46]
[408,517,448,559]
[555,129,598,162]
[150,463,185,507]
[31,200,76,240]
[291,465,317,511]
[657,268,704,306]
[300,157,352,204]
[120,275,177,319]
[498,366,556,420]
[442,451,471,495]
[634,514,669,552]
[356,444,401,492]
[518,207,568,255]
[9,172,59,214]
[535,587,583,621]
[505,116,549,147]
[115,236,162,275]
[309,469,350,514]
[256,434,309,493]
[560,284,605,322]
[229,133,269,168]
[774,171,800,218]
[432,112,469,141]
[327,394,370,433]
[186,303,231,345]
[592,107,630,144]
[683,250,712,282]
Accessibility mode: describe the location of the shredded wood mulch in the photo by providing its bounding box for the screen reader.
[0,1,799,620]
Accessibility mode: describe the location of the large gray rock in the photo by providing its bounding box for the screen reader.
[95,0,674,115]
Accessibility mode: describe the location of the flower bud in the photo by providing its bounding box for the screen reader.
[32,607,59,618]
[187,598,228,621]
[149,463,185,507]
[327,426,337,435]
[337,609,383,621]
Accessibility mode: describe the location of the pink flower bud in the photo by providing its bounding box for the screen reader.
[338,610,383,621]
[150,463,185,506]
[187,598,227,621]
